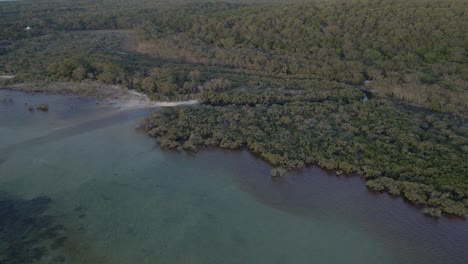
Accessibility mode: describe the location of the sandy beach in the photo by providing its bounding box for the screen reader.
[0,81,199,109]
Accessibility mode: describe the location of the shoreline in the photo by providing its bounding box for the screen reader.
[0,81,199,110]
[1,92,467,264]
[2,86,466,219]
[164,144,468,221]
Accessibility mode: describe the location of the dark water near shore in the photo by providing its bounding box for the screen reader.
[0,90,466,264]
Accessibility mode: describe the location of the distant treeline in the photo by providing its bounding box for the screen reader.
[2,0,467,112]
[138,0,468,112]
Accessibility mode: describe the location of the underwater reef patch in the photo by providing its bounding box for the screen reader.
[0,192,67,264]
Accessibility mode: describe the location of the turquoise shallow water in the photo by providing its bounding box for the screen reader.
[0,90,466,264]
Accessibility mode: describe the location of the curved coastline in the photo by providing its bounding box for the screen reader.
[0,90,467,263]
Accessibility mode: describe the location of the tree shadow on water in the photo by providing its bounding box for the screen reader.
[0,192,67,264]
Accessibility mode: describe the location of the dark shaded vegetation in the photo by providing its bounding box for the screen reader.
[0,192,67,264]
[1,0,467,216]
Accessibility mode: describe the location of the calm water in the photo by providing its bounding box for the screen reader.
[0,90,466,264]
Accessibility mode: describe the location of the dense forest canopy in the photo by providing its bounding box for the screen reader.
[137,0,468,112]
[2,0,467,111]
[0,0,467,216]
